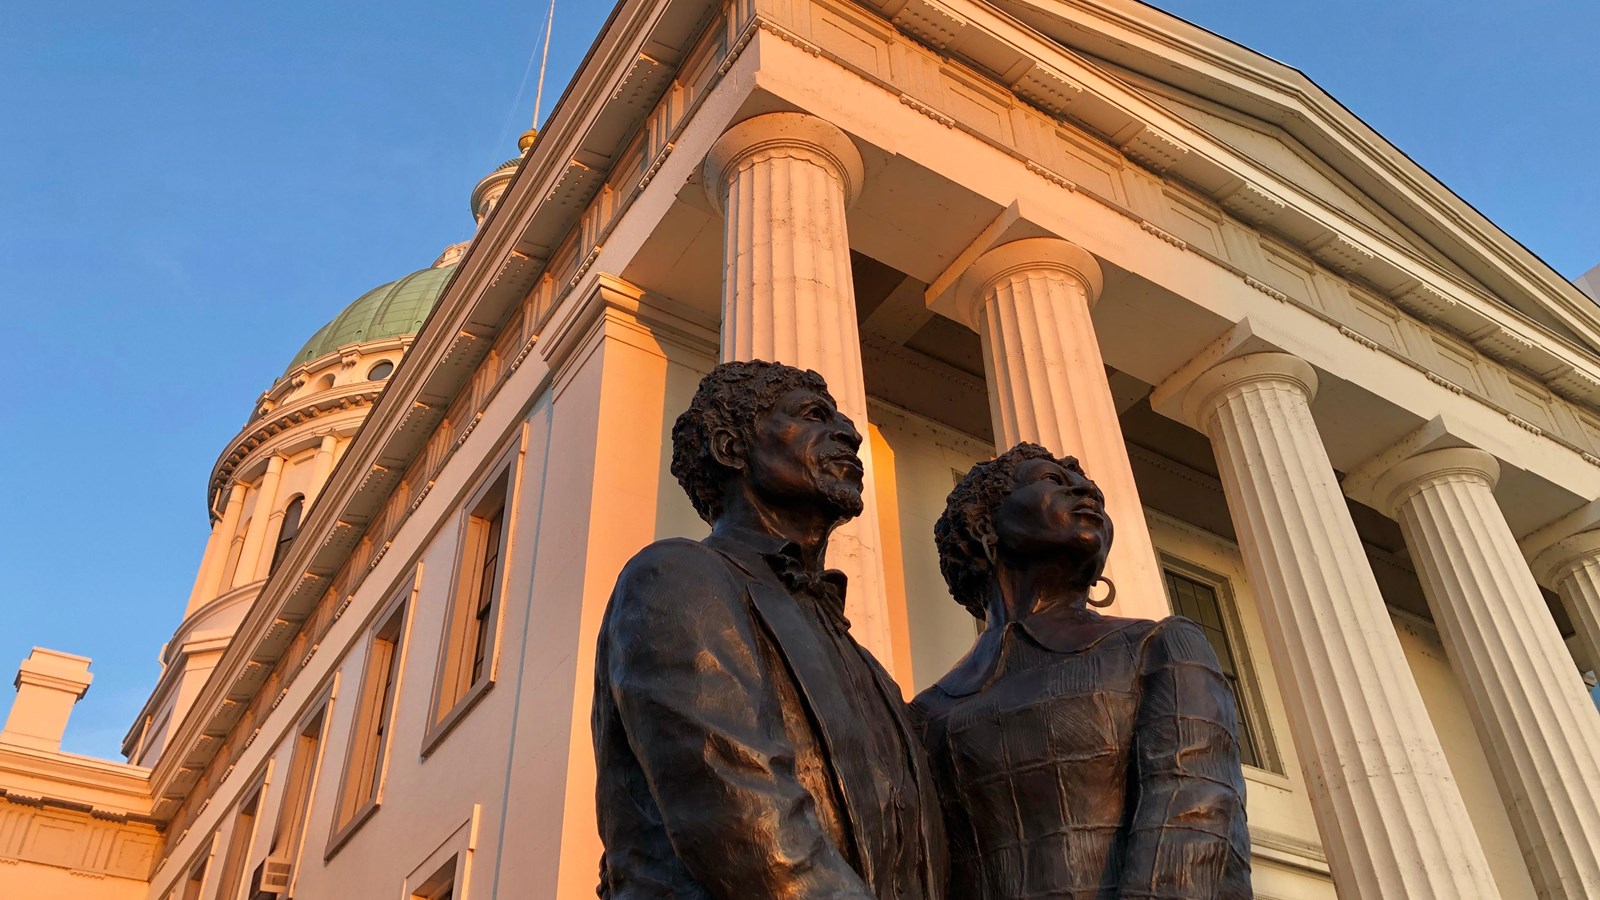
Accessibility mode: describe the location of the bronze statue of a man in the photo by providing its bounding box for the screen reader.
[591,360,946,899]
[912,443,1251,899]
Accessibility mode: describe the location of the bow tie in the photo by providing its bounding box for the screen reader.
[763,550,852,632]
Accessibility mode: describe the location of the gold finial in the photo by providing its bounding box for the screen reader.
[518,127,539,154]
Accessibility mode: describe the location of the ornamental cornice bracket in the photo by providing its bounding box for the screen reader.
[889,0,969,51]
[1010,61,1083,118]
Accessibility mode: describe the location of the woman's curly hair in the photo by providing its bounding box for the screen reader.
[671,360,834,524]
[935,442,1093,620]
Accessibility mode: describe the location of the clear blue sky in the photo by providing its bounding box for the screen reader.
[1,1,1595,759]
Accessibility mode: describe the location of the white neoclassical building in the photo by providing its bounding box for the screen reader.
[4,1,1600,898]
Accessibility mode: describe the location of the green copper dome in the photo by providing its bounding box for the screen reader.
[284,264,457,375]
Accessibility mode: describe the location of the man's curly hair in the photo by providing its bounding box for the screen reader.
[671,360,835,524]
[935,443,1095,620]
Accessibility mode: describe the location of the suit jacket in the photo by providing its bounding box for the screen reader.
[592,528,947,899]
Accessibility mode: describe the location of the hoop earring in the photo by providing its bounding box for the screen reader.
[1087,576,1116,609]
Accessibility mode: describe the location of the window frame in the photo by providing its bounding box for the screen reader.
[423,452,517,755]
[402,812,478,900]
[214,776,267,900]
[325,578,415,858]
[264,690,332,894]
[269,494,307,574]
[1158,552,1283,775]
[177,831,219,900]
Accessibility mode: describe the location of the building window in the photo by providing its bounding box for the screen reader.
[270,495,305,574]
[368,360,395,381]
[262,704,326,887]
[1161,567,1275,772]
[328,596,408,853]
[316,372,336,391]
[411,857,460,900]
[180,852,210,900]
[427,471,510,749]
[214,785,263,900]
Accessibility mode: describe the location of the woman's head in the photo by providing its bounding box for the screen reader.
[935,443,1113,619]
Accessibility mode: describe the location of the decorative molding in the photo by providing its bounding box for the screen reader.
[1338,326,1381,351]
[1311,234,1375,275]
[1012,62,1082,117]
[1122,127,1188,172]
[1025,161,1075,190]
[569,244,604,288]
[1220,183,1285,225]
[759,20,822,56]
[1507,414,1543,436]
[890,0,968,50]
[637,142,675,191]
[1426,372,1465,394]
[718,21,758,77]
[899,93,954,127]
[1244,277,1287,302]
[1139,220,1185,249]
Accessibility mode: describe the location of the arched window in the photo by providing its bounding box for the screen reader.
[367,360,395,381]
[269,495,305,573]
[316,372,336,391]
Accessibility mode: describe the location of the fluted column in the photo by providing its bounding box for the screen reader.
[949,237,1165,618]
[308,434,340,503]
[232,454,285,588]
[704,112,894,663]
[1178,353,1497,899]
[1533,530,1600,675]
[1374,448,1600,898]
[189,482,247,613]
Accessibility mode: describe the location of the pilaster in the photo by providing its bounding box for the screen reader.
[188,482,246,615]
[232,455,285,589]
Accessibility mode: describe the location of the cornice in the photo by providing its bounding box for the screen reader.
[0,745,153,822]
[207,387,379,518]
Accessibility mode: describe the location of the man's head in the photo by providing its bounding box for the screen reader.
[672,361,864,526]
[935,442,1112,619]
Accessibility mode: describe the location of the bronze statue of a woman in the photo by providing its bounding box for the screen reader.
[911,443,1251,898]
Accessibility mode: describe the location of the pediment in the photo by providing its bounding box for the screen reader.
[1128,81,1486,287]
[980,0,1600,353]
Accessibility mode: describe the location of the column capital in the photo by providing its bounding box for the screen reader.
[1533,529,1600,584]
[942,236,1103,330]
[703,112,865,214]
[1368,446,1500,517]
[1179,351,1317,431]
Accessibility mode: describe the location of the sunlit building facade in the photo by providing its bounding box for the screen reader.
[4,1,1600,898]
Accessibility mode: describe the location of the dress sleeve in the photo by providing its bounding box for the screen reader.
[605,542,874,899]
[1118,616,1253,899]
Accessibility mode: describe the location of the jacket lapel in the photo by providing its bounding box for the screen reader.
[705,535,881,884]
